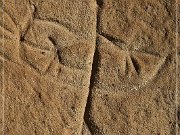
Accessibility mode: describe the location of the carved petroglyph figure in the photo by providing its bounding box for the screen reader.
[0,0,176,134]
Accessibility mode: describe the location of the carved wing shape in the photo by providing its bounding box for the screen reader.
[21,19,78,74]
[95,35,166,90]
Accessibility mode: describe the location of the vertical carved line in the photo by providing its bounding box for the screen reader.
[96,0,103,33]
[48,36,62,63]
[83,1,104,134]
[84,0,104,134]
[83,38,101,135]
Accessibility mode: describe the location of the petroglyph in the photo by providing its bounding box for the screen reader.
[0,0,176,135]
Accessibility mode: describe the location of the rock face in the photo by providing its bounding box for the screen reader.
[0,0,178,135]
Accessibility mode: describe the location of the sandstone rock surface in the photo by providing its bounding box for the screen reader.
[0,0,178,135]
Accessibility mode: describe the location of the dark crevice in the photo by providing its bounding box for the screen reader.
[48,37,62,62]
[97,0,104,8]
[20,35,25,42]
[175,106,180,133]
[56,50,62,62]
[48,37,57,47]
[28,0,38,18]
[37,92,45,106]
[82,0,104,134]
[96,0,103,33]
[30,4,37,18]
[130,56,141,75]
[83,0,103,134]
[89,40,100,90]
[83,38,102,135]
[38,92,42,100]
[178,107,180,125]
[125,57,129,75]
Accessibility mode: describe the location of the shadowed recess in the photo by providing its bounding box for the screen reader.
[83,37,101,134]
[48,36,62,62]
[97,0,104,8]
[130,56,141,75]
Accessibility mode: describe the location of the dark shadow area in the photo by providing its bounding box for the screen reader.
[97,0,104,8]
[48,36,62,62]
[131,56,141,75]
[83,38,102,135]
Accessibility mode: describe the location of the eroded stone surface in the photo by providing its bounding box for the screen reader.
[0,0,178,135]
[1,0,96,134]
[177,3,180,134]
[84,0,176,134]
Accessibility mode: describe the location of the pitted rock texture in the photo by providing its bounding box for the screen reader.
[0,0,178,135]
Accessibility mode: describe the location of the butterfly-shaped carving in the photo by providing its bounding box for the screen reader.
[91,0,168,90]
[94,34,166,90]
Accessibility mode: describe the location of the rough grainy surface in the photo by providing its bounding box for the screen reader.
[177,3,180,135]
[0,0,178,135]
